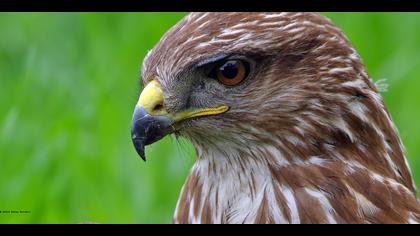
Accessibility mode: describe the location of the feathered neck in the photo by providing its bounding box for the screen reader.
[173,142,420,224]
[173,146,283,224]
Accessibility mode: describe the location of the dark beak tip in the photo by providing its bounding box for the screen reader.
[132,138,146,161]
[130,105,173,162]
[138,148,146,162]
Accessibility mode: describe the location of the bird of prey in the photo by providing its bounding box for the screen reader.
[130,12,420,224]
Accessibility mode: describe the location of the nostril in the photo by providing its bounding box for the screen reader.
[153,104,163,112]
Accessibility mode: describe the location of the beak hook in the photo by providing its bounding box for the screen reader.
[130,105,174,161]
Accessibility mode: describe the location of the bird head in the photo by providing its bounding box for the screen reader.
[131,13,384,163]
[130,13,420,224]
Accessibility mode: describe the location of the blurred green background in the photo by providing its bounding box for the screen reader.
[0,13,419,224]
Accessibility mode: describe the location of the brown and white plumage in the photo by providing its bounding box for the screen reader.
[136,12,420,224]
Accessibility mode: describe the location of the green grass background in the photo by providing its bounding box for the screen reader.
[0,13,419,223]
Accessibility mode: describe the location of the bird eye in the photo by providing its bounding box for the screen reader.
[210,60,249,86]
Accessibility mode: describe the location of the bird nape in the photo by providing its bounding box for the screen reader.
[130,12,420,224]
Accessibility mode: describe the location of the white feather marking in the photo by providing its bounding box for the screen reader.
[284,134,303,146]
[349,51,360,61]
[342,79,365,88]
[219,28,247,37]
[280,21,300,31]
[267,183,289,223]
[333,117,354,142]
[350,188,380,217]
[282,186,300,224]
[286,26,306,34]
[230,20,260,29]
[258,21,287,28]
[368,90,384,108]
[192,13,209,24]
[264,145,290,167]
[263,13,288,19]
[196,20,210,30]
[328,67,354,74]
[305,188,337,224]
[347,101,369,123]
[307,156,326,167]
[188,198,199,224]
[408,213,419,224]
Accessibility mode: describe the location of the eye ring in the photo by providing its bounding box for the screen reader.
[210,59,249,86]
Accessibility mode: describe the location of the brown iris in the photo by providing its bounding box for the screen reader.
[214,60,248,86]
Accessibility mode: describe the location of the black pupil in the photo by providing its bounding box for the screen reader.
[219,61,239,79]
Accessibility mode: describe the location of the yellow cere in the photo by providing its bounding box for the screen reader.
[138,80,229,121]
[138,80,165,116]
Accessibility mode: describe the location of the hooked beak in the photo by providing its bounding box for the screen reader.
[131,105,174,161]
[131,80,229,161]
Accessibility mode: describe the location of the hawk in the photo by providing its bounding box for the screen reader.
[130,12,420,224]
